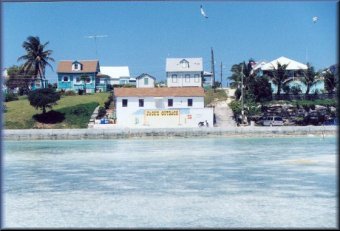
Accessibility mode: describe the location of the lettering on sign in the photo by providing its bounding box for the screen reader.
[145,110,179,117]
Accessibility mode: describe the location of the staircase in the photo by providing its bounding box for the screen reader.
[212,88,237,128]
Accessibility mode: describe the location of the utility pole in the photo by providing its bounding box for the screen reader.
[211,47,215,88]
[220,62,223,88]
[241,64,244,125]
[84,34,108,58]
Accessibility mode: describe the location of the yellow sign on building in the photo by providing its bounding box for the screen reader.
[145,110,179,117]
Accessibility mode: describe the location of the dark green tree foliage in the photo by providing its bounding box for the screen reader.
[17,36,54,88]
[28,88,60,114]
[301,63,321,95]
[323,70,337,94]
[5,65,34,94]
[270,62,290,96]
[252,76,272,102]
[97,106,107,119]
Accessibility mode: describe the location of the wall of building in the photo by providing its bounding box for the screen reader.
[136,76,155,88]
[166,71,202,87]
[270,80,325,94]
[115,96,210,127]
[57,73,96,93]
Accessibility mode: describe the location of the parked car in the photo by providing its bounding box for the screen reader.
[305,110,325,125]
[262,116,284,126]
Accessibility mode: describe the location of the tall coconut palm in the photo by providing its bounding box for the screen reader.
[301,63,322,96]
[270,62,290,96]
[17,36,54,88]
[323,70,337,94]
[228,60,254,89]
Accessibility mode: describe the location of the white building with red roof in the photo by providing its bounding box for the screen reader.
[113,87,213,128]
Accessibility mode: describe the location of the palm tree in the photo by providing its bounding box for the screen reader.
[323,70,337,94]
[270,62,290,96]
[301,63,321,96]
[228,60,254,89]
[17,36,54,88]
[228,64,242,89]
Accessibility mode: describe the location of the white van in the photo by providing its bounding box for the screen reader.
[262,116,284,126]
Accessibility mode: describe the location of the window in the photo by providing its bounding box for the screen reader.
[86,77,91,83]
[168,99,173,107]
[139,99,144,107]
[185,74,190,82]
[155,99,163,108]
[172,74,177,83]
[63,76,69,82]
[181,60,189,68]
[76,77,81,83]
[122,99,128,107]
[194,74,200,83]
[188,99,193,107]
[144,77,149,85]
[74,63,78,69]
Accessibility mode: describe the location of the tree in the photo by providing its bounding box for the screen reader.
[301,63,321,96]
[323,70,337,94]
[252,76,273,102]
[17,36,54,88]
[80,74,89,94]
[269,62,290,96]
[28,88,60,114]
[5,65,34,95]
[228,59,254,91]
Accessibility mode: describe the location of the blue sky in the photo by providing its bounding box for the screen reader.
[2,1,338,86]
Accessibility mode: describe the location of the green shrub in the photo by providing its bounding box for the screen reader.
[65,90,77,96]
[97,106,106,119]
[291,85,302,95]
[228,100,242,116]
[57,102,99,128]
[5,93,19,102]
[104,94,114,109]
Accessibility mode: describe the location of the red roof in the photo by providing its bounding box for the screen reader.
[57,60,99,73]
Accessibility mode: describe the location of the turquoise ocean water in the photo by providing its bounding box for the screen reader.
[3,136,338,228]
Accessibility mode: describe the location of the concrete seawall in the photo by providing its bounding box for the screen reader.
[3,126,337,140]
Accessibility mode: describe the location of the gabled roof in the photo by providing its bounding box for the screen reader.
[57,60,99,73]
[261,56,307,70]
[252,61,267,71]
[100,66,130,79]
[136,73,156,80]
[166,58,203,72]
[2,68,8,78]
[114,87,205,97]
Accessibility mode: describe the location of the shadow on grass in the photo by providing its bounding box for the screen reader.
[33,110,65,124]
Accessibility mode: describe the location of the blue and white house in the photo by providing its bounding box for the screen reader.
[57,60,104,93]
[254,56,325,94]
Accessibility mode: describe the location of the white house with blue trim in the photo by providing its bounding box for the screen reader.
[136,73,156,88]
[166,58,203,87]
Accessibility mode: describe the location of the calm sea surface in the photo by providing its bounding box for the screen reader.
[3,136,338,228]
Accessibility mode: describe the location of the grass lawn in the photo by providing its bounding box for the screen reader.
[4,92,110,129]
[204,89,228,106]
